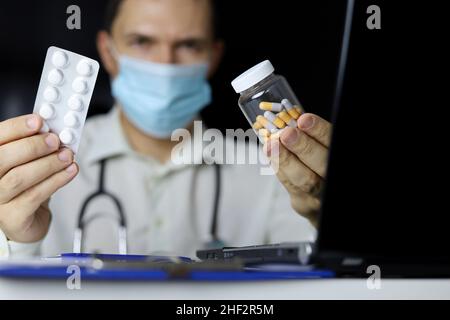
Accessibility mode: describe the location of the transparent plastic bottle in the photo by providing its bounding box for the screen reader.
[231,60,302,142]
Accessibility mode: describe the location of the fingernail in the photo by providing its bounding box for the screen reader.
[66,163,77,174]
[26,115,40,130]
[299,115,315,130]
[269,140,280,157]
[58,149,73,163]
[281,128,299,146]
[263,142,269,156]
[45,134,59,149]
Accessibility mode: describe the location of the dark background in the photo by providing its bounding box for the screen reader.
[0,0,346,130]
[318,0,450,262]
[1,0,449,267]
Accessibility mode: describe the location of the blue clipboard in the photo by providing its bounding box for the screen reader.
[59,253,194,263]
[0,254,335,281]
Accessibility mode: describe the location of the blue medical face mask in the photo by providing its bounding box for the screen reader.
[111,55,212,138]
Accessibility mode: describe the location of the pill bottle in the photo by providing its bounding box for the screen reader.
[231,60,303,142]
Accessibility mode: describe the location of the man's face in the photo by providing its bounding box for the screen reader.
[108,0,216,66]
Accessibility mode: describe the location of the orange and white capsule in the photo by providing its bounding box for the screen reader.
[289,110,301,120]
[281,98,301,120]
[253,121,263,130]
[260,135,269,144]
[270,129,284,140]
[277,111,297,128]
[264,111,286,129]
[259,101,284,112]
[258,128,271,137]
[281,98,294,110]
[257,129,270,144]
[256,115,278,133]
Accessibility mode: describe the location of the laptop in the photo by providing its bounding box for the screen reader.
[198,0,450,278]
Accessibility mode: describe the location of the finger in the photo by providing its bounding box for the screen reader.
[266,140,323,224]
[297,113,332,148]
[1,200,52,244]
[0,114,43,146]
[0,133,60,177]
[265,138,322,195]
[0,149,74,204]
[279,127,329,178]
[290,191,321,224]
[12,163,79,216]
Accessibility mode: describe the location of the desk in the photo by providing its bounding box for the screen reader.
[1,278,450,299]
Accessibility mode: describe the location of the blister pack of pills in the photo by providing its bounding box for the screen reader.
[33,46,100,153]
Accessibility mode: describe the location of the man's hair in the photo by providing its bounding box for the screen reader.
[103,0,222,39]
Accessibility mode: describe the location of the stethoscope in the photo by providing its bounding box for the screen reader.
[73,158,224,254]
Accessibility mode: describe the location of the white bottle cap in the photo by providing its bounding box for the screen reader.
[231,60,275,93]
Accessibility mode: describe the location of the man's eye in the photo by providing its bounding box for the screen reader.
[180,42,201,51]
[131,37,152,46]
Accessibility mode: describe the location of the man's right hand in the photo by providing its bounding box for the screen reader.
[0,114,79,243]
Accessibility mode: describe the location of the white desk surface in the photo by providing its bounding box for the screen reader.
[1,278,450,300]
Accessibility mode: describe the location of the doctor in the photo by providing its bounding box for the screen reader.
[0,0,330,258]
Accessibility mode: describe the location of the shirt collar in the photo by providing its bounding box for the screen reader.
[84,106,133,165]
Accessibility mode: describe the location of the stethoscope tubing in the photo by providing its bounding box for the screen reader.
[74,159,222,254]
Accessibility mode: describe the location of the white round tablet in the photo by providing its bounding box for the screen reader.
[72,78,88,94]
[76,60,92,76]
[59,129,75,145]
[43,86,59,102]
[39,103,56,120]
[47,69,64,86]
[41,121,50,133]
[52,51,68,68]
[64,112,80,128]
[68,95,84,111]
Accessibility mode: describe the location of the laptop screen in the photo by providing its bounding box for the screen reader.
[317,0,450,260]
